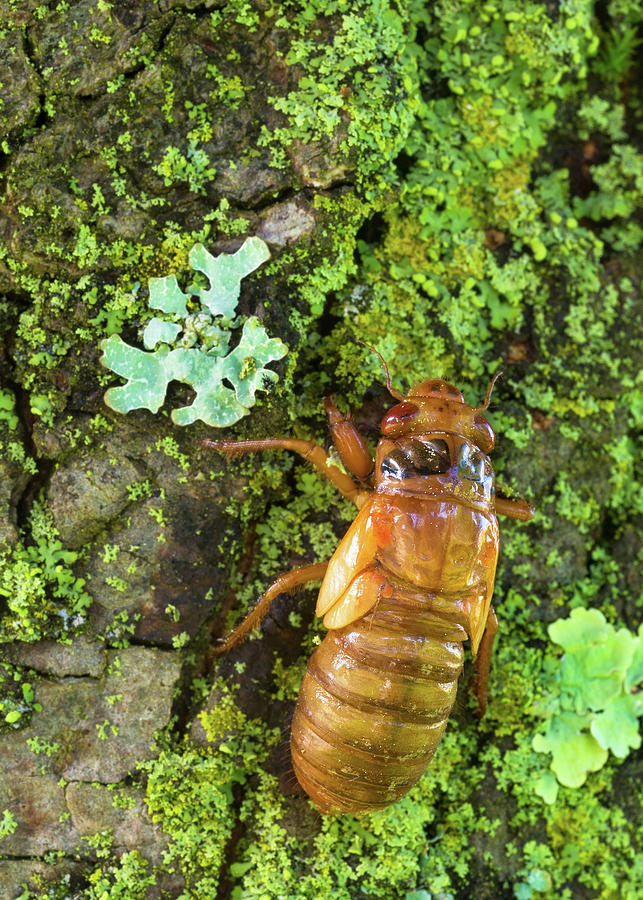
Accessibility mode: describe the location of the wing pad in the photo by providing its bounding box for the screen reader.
[322,567,393,629]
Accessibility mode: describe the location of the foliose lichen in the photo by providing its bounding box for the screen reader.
[101,238,288,427]
[532,609,642,803]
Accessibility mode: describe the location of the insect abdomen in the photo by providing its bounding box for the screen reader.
[290,586,468,814]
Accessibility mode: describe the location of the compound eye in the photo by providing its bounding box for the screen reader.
[380,448,414,479]
[458,444,485,482]
[407,439,451,475]
[380,439,451,480]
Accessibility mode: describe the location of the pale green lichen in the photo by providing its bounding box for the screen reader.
[532,609,642,802]
[101,238,288,426]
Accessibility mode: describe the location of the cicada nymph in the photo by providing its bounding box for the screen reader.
[205,354,533,814]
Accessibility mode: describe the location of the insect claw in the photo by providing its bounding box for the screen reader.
[211,637,227,657]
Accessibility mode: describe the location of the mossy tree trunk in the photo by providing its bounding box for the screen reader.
[0,1,641,899]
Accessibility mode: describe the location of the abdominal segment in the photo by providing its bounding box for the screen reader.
[290,589,467,814]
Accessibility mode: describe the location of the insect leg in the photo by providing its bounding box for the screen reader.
[495,496,535,521]
[203,438,370,508]
[473,604,498,717]
[323,396,374,480]
[213,561,329,656]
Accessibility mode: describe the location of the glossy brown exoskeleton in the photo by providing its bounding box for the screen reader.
[205,354,533,814]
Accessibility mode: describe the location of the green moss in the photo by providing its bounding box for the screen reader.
[154,140,216,196]
[261,0,420,187]
[0,438,38,476]
[271,656,306,702]
[0,808,17,840]
[223,729,488,900]
[84,850,156,899]
[0,389,19,430]
[0,662,41,732]
[141,680,280,897]
[0,500,92,645]
[144,748,235,895]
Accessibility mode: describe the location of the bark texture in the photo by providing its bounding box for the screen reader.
[0,1,640,898]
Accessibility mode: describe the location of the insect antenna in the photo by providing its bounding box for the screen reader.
[475,371,503,412]
[359,340,405,401]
